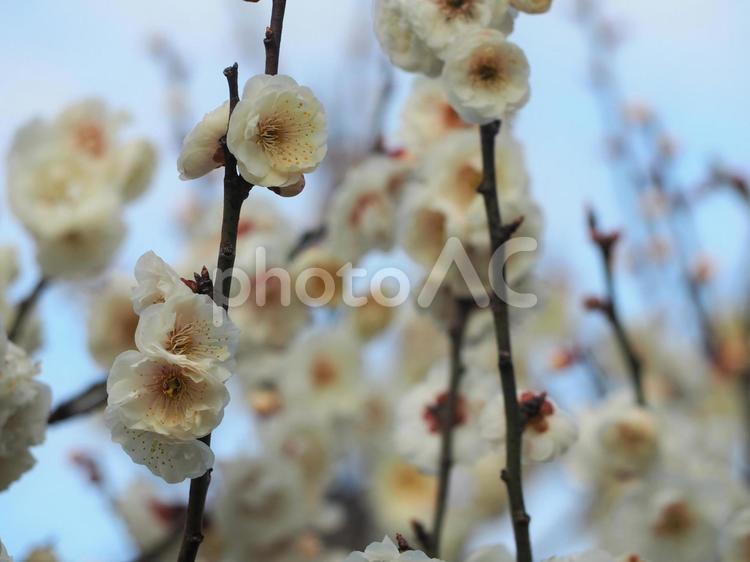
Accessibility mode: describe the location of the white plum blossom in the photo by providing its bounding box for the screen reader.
[510,0,552,14]
[107,350,229,440]
[106,408,214,484]
[131,250,192,314]
[0,325,50,491]
[227,74,327,190]
[215,457,310,559]
[278,328,363,419]
[373,0,443,76]
[6,100,155,278]
[134,292,239,376]
[87,276,140,369]
[115,479,183,552]
[327,155,409,262]
[344,536,444,562]
[571,397,661,482]
[480,391,578,463]
[395,362,498,472]
[106,251,238,483]
[178,100,230,180]
[442,29,530,124]
[403,0,504,55]
[399,78,473,156]
[720,508,750,562]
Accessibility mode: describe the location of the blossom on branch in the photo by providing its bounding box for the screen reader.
[178,100,230,180]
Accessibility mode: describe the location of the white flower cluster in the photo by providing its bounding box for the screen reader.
[6,100,156,278]
[178,74,327,194]
[374,0,550,124]
[0,323,50,491]
[105,251,239,483]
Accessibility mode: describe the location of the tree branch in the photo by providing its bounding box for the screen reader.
[586,209,646,406]
[477,121,533,562]
[430,297,473,558]
[48,379,107,424]
[8,277,48,343]
[177,2,288,558]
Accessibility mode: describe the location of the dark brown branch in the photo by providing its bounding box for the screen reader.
[264,0,287,76]
[586,209,646,406]
[179,0,287,555]
[8,277,49,343]
[477,121,532,562]
[429,297,473,558]
[48,379,107,424]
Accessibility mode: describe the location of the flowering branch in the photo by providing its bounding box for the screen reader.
[8,277,48,343]
[430,296,474,558]
[586,209,646,406]
[477,121,533,562]
[177,2,287,560]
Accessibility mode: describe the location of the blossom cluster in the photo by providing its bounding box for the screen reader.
[105,251,239,483]
[6,100,156,278]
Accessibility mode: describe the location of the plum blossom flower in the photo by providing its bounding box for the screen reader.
[720,508,750,562]
[107,350,229,440]
[403,0,505,55]
[465,544,514,562]
[0,325,51,491]
[344,536,444,562]
[227,75,327,190]
[480,391,578,463]
[373,0,443,76]
[88,276,140,369]
[395,362,498,472]
[131,250,192,314]
[135,292,239,376]
[442,29,530,124]
[178,100,230,180]
[106,408,214,484]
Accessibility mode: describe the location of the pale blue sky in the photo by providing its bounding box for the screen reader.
[1,0,749,560]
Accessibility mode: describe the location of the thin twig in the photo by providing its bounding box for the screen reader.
[476,121,533,562]
[430,297,473,558]
[586,209,646,406]
[48,379,107,424]
[8,277,48,343]
[178,1,287,558]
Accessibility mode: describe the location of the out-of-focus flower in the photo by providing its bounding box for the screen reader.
[373,0,443,76]
[571,397,661,482]
[279,328,363,419]
[480,391,578,463]
[442,29,530,124]
[178,101,230,180]
[87,276,140,369]
[0,326,50,491]
[290,244,347,307]
[720,508,750,562]
[347,297,394,341]
[395,362,497,472]
[227,75,327,190]
[404,0,505,55]
[22,546,59,562]
[115,479,182,552]
[215,457,309,560]
[327,155,409,262]
[6,100,155,278]
[399,78,473,156]
[511,0,553,14]
[543,551,646,562]
[344,536,444,562]
[0,538,10,562]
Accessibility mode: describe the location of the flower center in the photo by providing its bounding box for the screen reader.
[166,324,195,356]
[256,117,287,152]
[74,122,107,157]
[470,53,504,88]
[311,357,338,388]
[436,0,476,19]
[423,391,467,433]
[652,501,694,537]
[162,375,184,399]
[519,391,555,434]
